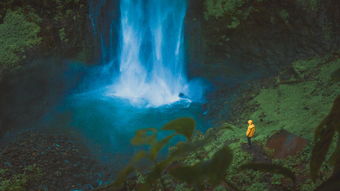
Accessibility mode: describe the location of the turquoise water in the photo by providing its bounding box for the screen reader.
[40,88,209,164]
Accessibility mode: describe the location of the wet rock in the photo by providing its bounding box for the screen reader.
[266,130,308,159]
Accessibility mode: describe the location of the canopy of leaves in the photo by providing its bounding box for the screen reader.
[0,10,41,70]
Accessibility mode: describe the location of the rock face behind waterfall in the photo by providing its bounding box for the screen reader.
[185,0,340,86]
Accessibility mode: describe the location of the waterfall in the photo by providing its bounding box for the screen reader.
[90,0,195,107]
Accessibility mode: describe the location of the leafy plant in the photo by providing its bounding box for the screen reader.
[309,95,340,191]
[0,9,41,71]
[161,117,195,140]
[310,95,340,180]
[96,118,234,191]
[169,146,233,189]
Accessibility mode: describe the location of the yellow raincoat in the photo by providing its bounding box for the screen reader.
[246,120,256,138]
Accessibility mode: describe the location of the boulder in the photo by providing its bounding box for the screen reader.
[266,130,308,159]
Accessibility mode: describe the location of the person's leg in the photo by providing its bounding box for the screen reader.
[247,137,252,147]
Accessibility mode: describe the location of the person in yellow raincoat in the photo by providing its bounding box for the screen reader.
[246,120,256,147]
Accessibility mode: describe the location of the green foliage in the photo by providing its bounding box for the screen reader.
[0,164,43,191]
[278,9,289,23]
[0,0,92,64]
[227,17,240,29]
[204,0,252,29]
[150,134,176,160]
[239,163,296,183]
[203,0,323,31]
[296,0,320,11]
[292,57,320,79]
[0,10,41,70]
[96,60,340,189]
[204,0,246,19]
[162,118,195,140]
[100,118,196,190]
[310,96,340,180]
[98,118,235,190]
[169,146,233,187]
[58,28,68,43]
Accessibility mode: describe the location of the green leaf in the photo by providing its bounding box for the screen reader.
[240,163,296,183]
[150,134,176,160]
[169,146,233,186]
[131,150,150,164]
[148,159,173,180]
[112,165,135,188]
[311,122,335,180]
[315,172,340,191]
[207,146,233,185]
[169,164,202,185]
[131,128,157,146]
[310,96,340,180]
[136,183,153,191]
[169,139,206,159]
[330,96,340,133]
[161,118,195,140]
[328,132,340,173]
[138,158,174,190]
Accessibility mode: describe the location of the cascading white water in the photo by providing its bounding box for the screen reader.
[105,0,189,107]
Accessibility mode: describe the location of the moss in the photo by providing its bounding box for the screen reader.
[204,0,246,19]
[319,58,340,83]
[0,164,43,191]
[204,0,251,28]
[227,17,240,29]
[247,182,268,191]
[213,185,227,191]
[245,55,340,141]
[0,9,41,71]
[271,174,284,185]
[58,28,68,43]
[219,53,340,189]
[186,53,340,190]
[292,57,320,79]
[331,68,340,82]
[296,0,320,11]
[174,183,193,191]
[300,179,318,191]
[0,0,92,64]
[278,9,289,23]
